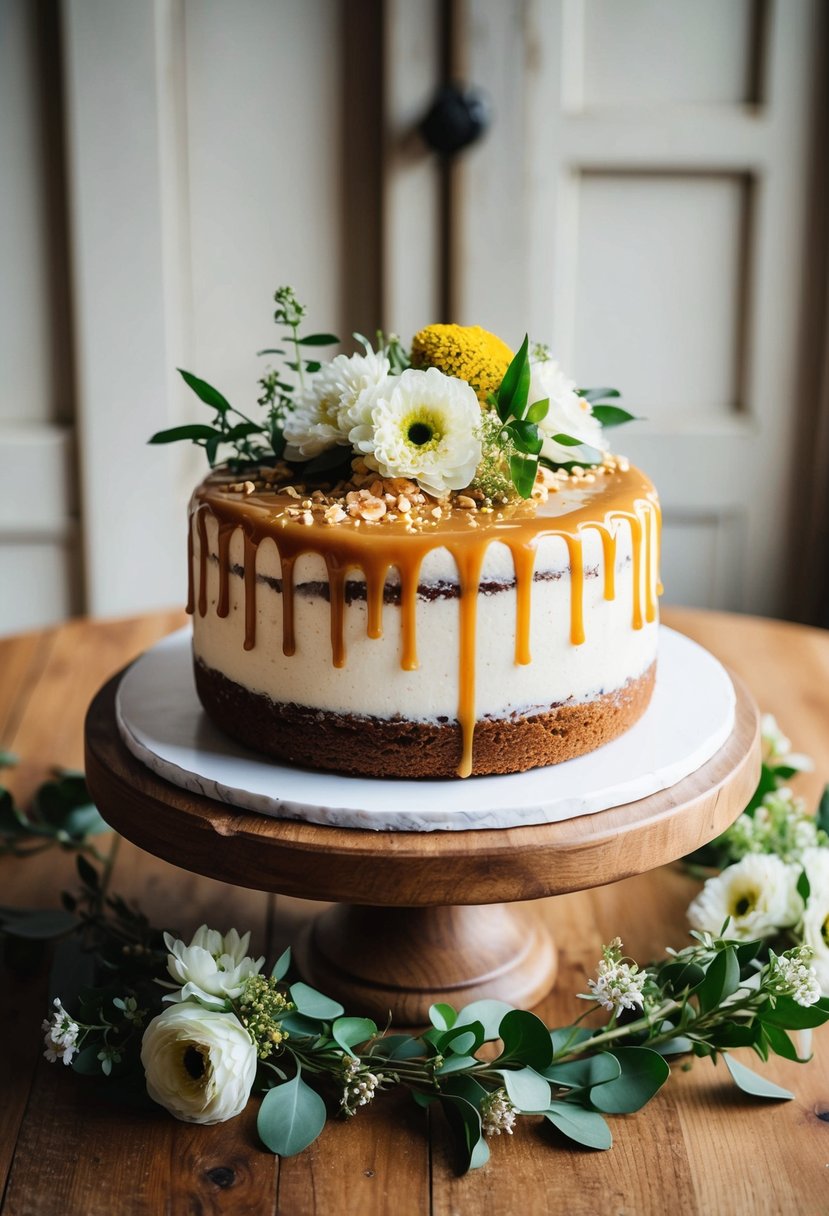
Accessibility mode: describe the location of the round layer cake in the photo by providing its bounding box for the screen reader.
[187,462,661,778]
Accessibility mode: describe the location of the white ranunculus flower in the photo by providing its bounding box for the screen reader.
[141,1004,257,1124]
[163,925,265,1009]
[348,366,482,496]
[687,854,803,940]
[529,356,603,465]
[283,347,390,459]
[801,848,829,994]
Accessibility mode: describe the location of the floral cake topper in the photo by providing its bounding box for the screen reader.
[150,286,636,502]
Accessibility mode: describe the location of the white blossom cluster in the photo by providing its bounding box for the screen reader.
[579,938,647,1015]
[340,1056,384,1116]
[481,1088,518,1137]
[767,948,822,1008]
[41,998,80,1066]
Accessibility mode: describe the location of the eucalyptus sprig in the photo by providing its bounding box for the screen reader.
[148,286,340,471]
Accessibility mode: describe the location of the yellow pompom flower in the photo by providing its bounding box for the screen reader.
[411,324,513,404]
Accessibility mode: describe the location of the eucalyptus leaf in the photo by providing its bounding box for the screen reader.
[278,1012,328,1038]
[723,1054,793,1100]
[542,1052,621,1092]
[816,785,829,835]
[271,946,291,980]
[591,404,637,428]
[589,1048,669,1114]
[71,1044,104,1076]
[654,1035,694,1057]
[497,1009,553,1070]
[442,1075,488,1108]
[296,333,340,346]
[0,906,78,940]
[148,424,219,445]
[495,1066,551,1112]
[429,1003,457,1031]
[178,369,232,414]
[288,982,344,1021]
[435,1054,479,1076]
[545,1101,612,1150]
[696,946,740,1013]
[257,1073,327,1156]
[455,998,513,1040]
[763,1023,806,1063]
[436,1020,485,1057]
[332,1016,377,1057]
[550,1026,593,1057]
[760,995,829,1030]
[439,1095,489,1172]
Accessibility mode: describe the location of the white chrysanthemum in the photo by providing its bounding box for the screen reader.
[801,848,829,994]
[687,854,803,940]
[141,1004,257,1124]
[529,356,603,465]
[163,925,265,1009]
[42,998,80,1066]
[348,367,482,496]
[283,348,390,459]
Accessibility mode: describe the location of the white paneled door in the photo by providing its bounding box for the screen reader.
[449,0,819,613]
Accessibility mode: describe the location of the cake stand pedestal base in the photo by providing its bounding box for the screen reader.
[293,903,557,1023]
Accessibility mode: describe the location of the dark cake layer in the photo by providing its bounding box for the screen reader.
[194,658,656,780]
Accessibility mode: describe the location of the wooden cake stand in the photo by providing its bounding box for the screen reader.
[85,670,759,1023]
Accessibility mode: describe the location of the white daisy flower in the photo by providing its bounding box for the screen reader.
[528,355,603,465]
[163,925,265,1009]
[42,998,80,1066]
[283,347,390,459]
[687,854,803,940]
[801,848,829,994]
[348,367,482,496]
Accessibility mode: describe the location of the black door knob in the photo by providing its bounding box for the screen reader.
[419,82,491,156]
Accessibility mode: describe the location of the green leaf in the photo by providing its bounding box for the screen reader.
[548,432,584,447]
[278,1012,328,1038]
[654,1035,693,1057]
[659,960,706,996]
[797,870,811,902]
[550,1026,593,1057]
[148,424,220,445]
[332,1016,377,1057]
[763,1023,807,1063]
[760,995,829,1030]
[506,419,543,455]
[71,1045,104,1076]
[542,1052,621,1092]
[494,1066,551,1112]
[723,1054,793,1100]
[589,1048,670,1114]
[545,1101,612,1150]
[296,333,340,346]
[440,1024,484,1056]
[441,1075,488,1108]
[76,854,99,891]
[0,750,19,768]
[226,422,265,442]
[591,404,637,428]
[178,369,232,414]
[429,1003,457,1031]
[435,1054,479,1076]
[577,387,620,403]
[439,1095,489,1172]
[304,361,322,373]
[271,947,291,980]
[696,946,740,1014]
[455,998,513,1040]
[0,906,78,940]
[497,1009,554,1070]
[816,785,829,835]
[509,453,538,500]
[526,397,549,423]
[496,335,530,422]
[372,1034,426,1060]
[288,982,344,1022]
[257,348,285,356]
[257,1073,327,1156]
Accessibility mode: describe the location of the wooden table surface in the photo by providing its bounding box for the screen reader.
[2,607,828,1216]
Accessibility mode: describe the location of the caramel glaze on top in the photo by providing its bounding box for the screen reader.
[188,466,661,777]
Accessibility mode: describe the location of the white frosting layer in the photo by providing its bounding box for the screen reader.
[191,514,659,721]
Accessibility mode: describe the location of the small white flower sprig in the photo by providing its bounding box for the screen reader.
[684,715,829,996]
[148,285,638,503]
[35,916,829,1172]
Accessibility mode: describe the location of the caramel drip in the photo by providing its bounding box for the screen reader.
[196,508,209,618]
[507,541,536,665]
[452,543,487,778]
[399,560,421,671]
[216,523,232,618]
[563,533,585,645]
[279,551,296,656]
[189,467,660,776]
[597,526,617,601]
[653,501,664,598]
[243,532,258,651]
[366,563,387,640]
[186,517,195,615]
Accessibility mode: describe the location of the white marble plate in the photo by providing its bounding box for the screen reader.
[115,626,734,832]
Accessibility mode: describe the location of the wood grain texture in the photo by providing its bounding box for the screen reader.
[2,608,829,1215]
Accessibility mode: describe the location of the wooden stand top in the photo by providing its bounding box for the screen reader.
[85,664,760,906]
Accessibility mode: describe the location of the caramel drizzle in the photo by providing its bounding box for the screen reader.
[188,471,661,777]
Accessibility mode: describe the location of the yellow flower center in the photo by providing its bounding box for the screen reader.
[822,915,829,947]
[728,885,759,919]
[411,324,512,405]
